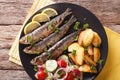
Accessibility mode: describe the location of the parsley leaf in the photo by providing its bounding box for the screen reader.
[49,23,54,29]
[64,20,68,24]
[84,18,87,20]
[83,23,89,29]
[33,65,38,71]
[71,50,76,56]
[34,50,40,54]
[74,21,80,30]
[74,36,79,41]
[90,65,96,70]
[64,46,68,51]
[98,59,103,65]
[55,28,60,33]
[47,52,51,59]
[27,36,34,46]
[44,47,48,52]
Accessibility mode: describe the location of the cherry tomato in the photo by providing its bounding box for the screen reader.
[65,72,74,80]
[57,59,67,68]
[37,70,47,80]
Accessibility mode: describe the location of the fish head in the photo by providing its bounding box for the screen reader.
[30,52,48,65]
[23,46,34,54]
[19,34,33,44]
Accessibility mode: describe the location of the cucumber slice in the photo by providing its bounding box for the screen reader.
[58,55,69,63]
[45,60,58,72]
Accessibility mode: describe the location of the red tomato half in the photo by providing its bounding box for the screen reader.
[57,59,67,68]
[37,70,47,80]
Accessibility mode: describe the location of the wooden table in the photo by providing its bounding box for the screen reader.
[0,0,120,79]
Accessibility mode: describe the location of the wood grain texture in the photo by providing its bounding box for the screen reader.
[0,70,30,80]
[0,0,119,24]
[0,0,120,79]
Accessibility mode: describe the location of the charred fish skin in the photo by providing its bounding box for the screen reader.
[19,8,72,44]
[24,16,77,54]
[30,30,81,65]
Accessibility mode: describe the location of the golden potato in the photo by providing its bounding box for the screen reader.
[82,29,94,47]
[75,46,84,65]
[79,64,91,72]
[93,47,101,63]
[92,32,101,47]
[78,30,86,46]
[84,55,96,66]
[68,43,80,52]
[88,46,94,55]
[68,53,79,65]
[79,64,97,73]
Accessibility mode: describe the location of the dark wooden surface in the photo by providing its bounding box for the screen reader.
[0,0,120,79]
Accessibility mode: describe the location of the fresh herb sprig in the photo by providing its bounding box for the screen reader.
[49,23,54,29]
[74,36,79,41]
[74,21,80,30]
[33,65,38,71]
[71,50,76,56]
[27,36,34,46]
[90,65,96,70]
[83,23,89,29]
[55,28,60,33]
[98,59,103,65]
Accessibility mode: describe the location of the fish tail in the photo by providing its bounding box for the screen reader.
[62,8,72,17]
[68,15,77,23]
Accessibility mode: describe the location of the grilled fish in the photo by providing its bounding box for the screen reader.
[24,16,77,54]
[31,30,81,65]
[19,8,72,44]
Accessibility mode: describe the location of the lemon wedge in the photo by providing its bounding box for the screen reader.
[42,8,58,17]
[32,13,50,22]
[24,21,41,34]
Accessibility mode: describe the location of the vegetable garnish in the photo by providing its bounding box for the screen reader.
[55,28,60,33]
[34,50,40,54]
[34,65,38,71]
[64,20,68,24]
[64,46,68,51]
[97,59,103,65]
[83,23,89,29]
[49,23,54,29]
[90,65,96,70]
[74,36,79,41]
[84,18,87,20]
[47,52,51,59]
[73,21,80,30]
[27,36,34,46]
[44,47,48,52]
[71,50,76,56]
[54,68,68,80]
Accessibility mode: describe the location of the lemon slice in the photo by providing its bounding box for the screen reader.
[32,13,50,22]
[42,8,58,17]
[24,21,41,34]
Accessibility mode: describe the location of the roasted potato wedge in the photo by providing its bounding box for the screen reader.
[84,55,96,66]
[82,29,94,47]
[68,43,80,52]
[93,32,101,47]
[79,64,97,73]
[75,46,84,65]
[78,30,86,46]
[68,43,84,65]
[94,47,100,63]
[68,53,79,65]
[88,45,94,55]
